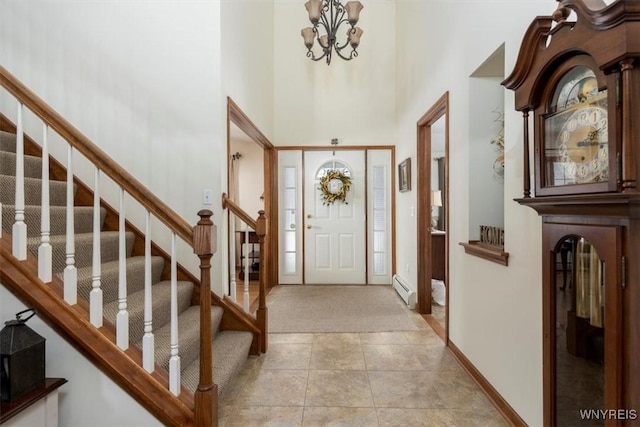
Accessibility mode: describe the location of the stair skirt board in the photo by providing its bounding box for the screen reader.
[0,128,253,402]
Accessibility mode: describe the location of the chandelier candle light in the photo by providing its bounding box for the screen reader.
[301,0,364,65]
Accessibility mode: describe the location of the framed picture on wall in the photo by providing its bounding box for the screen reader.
[399,158,411,192]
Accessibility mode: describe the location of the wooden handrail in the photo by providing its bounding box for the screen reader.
[0,65,193,244]
[221,193,257,230]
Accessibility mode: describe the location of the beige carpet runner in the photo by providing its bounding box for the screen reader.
[268,285,419,333]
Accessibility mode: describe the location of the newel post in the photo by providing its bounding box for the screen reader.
[193,209,218,427]
[256,210,268,353]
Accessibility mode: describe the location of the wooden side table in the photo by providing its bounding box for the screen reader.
[1,378,67,426]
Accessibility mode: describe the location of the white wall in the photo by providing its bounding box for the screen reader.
[273,0,396,147]
[221,0,275,141]
[230,134,265,218]
[395,1,557,425]
[0,286,160,426]
[0,0,225,291]
[220,0,275,295]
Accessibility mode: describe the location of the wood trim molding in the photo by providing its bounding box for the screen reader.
[448,340,527,427]
[228,97,274,150]
[416,92,450,318]
[459,241,509,266]
[227,97,278,290]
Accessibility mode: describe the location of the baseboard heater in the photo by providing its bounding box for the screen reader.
[392,274,416,309]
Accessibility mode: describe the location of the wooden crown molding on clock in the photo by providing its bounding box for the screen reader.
[503,0,640,110]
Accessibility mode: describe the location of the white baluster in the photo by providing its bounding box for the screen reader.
[12,103,27,259]
[38,125,52,282]
[243,226,249,312]
[63,145,77,304]
[229,213,237,302]
[90,168,103,326]
[169,232,181,395]
[142,210,154,372]
[116,188,129,350]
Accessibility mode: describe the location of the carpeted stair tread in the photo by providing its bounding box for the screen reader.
[104,280,194,344]
[153,305,224,372]
[181,330,253,396]
[28,230,135,272]
[0,151,43,179]
[2,205,106,238]
[0,131,16,152]
[74,255,164,304]
[0,175,69,206]
[1,128,254,402]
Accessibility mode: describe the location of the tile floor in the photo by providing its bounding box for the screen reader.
[219,309,508,426]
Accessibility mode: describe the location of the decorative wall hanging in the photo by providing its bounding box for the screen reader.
[490,108,505,177]
[318,169,352,205]
[398,158,411,192]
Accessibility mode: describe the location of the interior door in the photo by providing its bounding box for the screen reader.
[304,150,366,284]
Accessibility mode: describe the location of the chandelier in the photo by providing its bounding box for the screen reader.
[301,0,364,65]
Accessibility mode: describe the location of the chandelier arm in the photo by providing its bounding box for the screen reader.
[334,22,354,51]
[315,19,330,42]
[319,7,331,32]
[334,46,356,61]
[307,48,327,62]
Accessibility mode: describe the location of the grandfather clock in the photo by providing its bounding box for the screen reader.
[503,1,640,426]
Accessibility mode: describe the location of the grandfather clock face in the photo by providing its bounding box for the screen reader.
[543,65,609,187]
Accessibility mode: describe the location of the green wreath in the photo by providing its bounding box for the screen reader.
[318,170,352,205]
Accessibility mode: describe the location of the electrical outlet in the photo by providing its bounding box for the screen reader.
[410,206,415,217]
[203,189,213,205]
[406,263,410,274]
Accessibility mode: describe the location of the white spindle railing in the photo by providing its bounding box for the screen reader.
[63,145,77,304]
[116,188,129,350]
[169,232,181,395]
[142,210,155,372]
[226,209,258,315]
[12,103,27,260]
[243,227,250,312]
[229,216,237,302]
[38,124,52,282]
[90,167,103,326]
[1,72,229,414]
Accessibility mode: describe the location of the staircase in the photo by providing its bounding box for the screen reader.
[0,65,265,426]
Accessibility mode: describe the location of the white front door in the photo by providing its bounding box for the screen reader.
[304,151,366,284]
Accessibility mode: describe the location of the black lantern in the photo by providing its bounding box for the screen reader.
[1,309,46,402]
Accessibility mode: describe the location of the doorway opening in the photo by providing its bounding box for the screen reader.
[417,92,449,342]
[226,97,278,307]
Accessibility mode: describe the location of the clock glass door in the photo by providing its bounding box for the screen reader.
[548,226,622,426]
[543,65,608,188]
